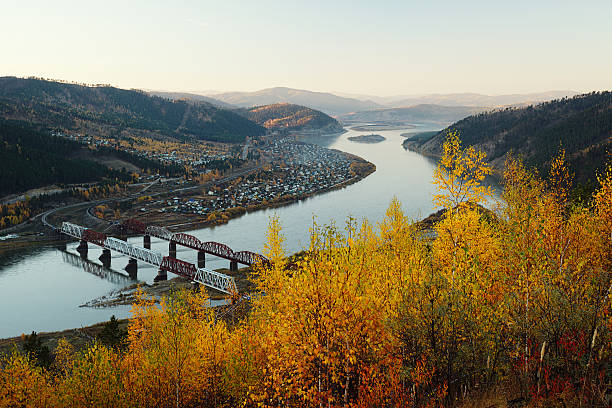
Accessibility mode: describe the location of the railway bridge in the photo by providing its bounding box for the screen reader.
[60,222,254,295]
[121,219,268,271]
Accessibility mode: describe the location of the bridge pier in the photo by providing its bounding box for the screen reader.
[169,241,177,258]
[55,239,67,251]
[230,260,238,271]
[125,258,137,279]
[98,249,111,268]
[154,268,167,282]
[144,234,151,249]
[77,240,88,257]
[198,251,206,268]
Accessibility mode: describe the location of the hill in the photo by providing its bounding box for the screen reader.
[403,92,612,183]
[0,77,265,143]
[211,87,382,116]
[147,91,235,109]
[339,104,486,125]
[238,103,344,133]
[0,119,124,196]
[0,119,186,197]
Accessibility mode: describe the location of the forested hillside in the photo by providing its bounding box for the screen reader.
[238,103,343,133]
[0,77,265,143]
[339,104,485,125]
[0,119,183,196]
[403,91,612,182]
[147,91,235,109]
[0,120,127,196]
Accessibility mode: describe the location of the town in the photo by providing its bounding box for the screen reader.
[86,135,375,227]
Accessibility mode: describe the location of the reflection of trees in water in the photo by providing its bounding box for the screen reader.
[61,250,134,285]
[0,245,48,271]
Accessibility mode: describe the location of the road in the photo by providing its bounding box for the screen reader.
[39,165,263,231]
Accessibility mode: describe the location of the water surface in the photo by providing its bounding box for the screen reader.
[0,125,445,338]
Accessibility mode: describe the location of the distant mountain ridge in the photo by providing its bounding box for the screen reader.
[238,103,344,133]
[0,77,265,143]
[388,91,579,108]
[211,87,383,116]
[403,92,612,183]
[334,90,579,107]
[147,91,235,109]
[339,104,487,125]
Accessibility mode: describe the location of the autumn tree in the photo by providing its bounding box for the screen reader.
[433,130,492,210]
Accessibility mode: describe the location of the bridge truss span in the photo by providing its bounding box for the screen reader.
[121,219,269,267]
[234,250,268,266]
[60,222,236,294]
[105,237,163,267]
[194,267,238,294]
[62,222,86,239]
[145,225,174,241]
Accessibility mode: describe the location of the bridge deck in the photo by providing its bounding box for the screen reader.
[61,222,237,294]
[122,219,268,266]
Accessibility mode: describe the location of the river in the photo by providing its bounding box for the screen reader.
[0,125,445,338]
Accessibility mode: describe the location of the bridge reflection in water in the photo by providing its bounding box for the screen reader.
[61,250,134,286]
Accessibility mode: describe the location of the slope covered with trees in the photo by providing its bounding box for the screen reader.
[339,104,486,125]
[0,119,184,197]
[238,103,344,133]
[0,119,129,196]
[1,135,610,407]
[147,91,236,109]
[0,77,265,143]
[403,91,612,183]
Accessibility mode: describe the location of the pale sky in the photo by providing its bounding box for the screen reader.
[1,0,611,96]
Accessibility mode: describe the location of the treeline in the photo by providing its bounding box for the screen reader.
[433,91,612,183]
[1,136,610,407]
[0,77,266,143]
[0,119,130,196]
[239,103,343,132]
[0,184,124,229]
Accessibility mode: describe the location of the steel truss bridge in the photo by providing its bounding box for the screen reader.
[61,222,238,294]
[121,219,269,267]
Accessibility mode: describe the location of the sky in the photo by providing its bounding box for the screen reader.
[1,0,611,96]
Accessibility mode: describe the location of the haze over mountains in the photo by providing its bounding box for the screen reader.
[210,87,382,116]
[182,87,579,126]
[335,90,579,107]
[339,105,487,126]
[206,87,578,112]
[387,91,580,108]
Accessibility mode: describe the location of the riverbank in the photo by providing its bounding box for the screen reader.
[0,126,441,339]
[88,156,376,235]
[0,149,376,253]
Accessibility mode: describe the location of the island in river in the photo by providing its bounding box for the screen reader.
[348,134,386,144]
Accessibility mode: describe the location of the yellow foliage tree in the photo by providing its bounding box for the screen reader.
[433,130,492,209]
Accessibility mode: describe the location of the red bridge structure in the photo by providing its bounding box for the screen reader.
[61,222,238,294]
[121,219,269,271]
